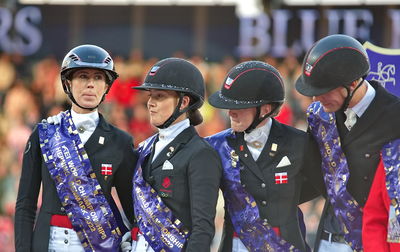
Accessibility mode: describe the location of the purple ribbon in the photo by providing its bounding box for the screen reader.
[38,111,123,252]
[133,135,189,252]
[307,102,362,251]
[382,139,400,231]
[206,129,299,252]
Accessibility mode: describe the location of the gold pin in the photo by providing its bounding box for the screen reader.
[248,141,263,149]
[271,143,278,152]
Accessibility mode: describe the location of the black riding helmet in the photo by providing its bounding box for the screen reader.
[134,57,205,128]
[208,60,284,132]
[60,44,119,110]
[295,34,370,108]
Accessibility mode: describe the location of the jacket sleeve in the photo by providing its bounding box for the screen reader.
[186,147,222,252]
[14,128,42,252]
[299,133,325,204]
[114,136,137,227]
[362,160,390,252]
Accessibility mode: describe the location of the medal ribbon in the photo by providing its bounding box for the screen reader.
[133,135,189,252]
[307,102,362,251]
[38,111,124,252]
[206,129,299,252]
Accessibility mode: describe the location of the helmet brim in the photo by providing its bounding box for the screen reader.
[295,75,336,97]
[208,91,265,109]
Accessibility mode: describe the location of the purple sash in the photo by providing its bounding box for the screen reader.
[382,139,400,242]
[133,135,189,251]
[206,129,299,251]
[38,111,124,252]
[307,102,362,251]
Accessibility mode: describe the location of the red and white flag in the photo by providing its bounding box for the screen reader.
[275,172,288,184]
[101,164,113,176]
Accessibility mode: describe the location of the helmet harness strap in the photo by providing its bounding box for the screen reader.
[341,77,365,111]
[245,104,280,133]
[157,93,199,129]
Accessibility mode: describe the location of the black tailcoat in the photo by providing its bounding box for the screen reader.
[141,126,222,252]
[218,119,322,252]
[15,114,137,252]
[312,81,400,250]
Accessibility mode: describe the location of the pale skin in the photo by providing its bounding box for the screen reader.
[147,89,190,127]
[312,79,367,113]
[229,104,273,132]
[67,69,109,114]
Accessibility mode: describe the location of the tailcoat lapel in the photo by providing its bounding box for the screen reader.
[256,119,284,169]
[84,114,112,156]
[151,126,196,170]
[338,83,387,147]
[227,132,265,181]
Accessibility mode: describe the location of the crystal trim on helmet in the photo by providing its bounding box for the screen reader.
[142,83,196,94]
[218,92,265,104]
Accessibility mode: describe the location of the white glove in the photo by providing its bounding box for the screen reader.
[46,112,63,125]
[120,231,132,252]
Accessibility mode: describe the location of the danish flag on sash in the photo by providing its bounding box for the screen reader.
[101,164,113,176]
[275,172,288,184]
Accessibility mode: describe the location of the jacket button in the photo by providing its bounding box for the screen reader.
[261,201,267,206]
[365,153,370,158]
[363,176,368,181]
[64,229,69,235]
[64,239,68,244]
[261,183,266,188]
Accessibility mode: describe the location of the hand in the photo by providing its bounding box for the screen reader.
[120,231,132,252]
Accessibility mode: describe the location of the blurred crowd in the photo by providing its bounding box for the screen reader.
[0,49,323,251]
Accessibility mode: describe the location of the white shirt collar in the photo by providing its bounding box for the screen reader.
[70,109,99,144]
[244,118,272,146]
[158,118,190,142]
[152,119,190,162]
[350,80,375,117]
[71,109,99,128]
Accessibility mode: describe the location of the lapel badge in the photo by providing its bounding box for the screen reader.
[166,146,175,157]
[99,136,105,145]
[231,150,239,168]
[270,143,278,156]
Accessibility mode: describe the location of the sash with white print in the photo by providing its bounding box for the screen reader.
[206,129,300,252]
[38,111,125,252]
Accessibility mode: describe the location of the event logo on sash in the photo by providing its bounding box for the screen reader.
[364,42,400,97]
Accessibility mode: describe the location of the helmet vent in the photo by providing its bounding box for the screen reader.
[68,53,80,62]
[104,57,112,64]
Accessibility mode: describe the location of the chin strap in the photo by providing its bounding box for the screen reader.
[156,93,199,129]
[244,103,280,133]
[341,77,365,111]
[65,81,110,111]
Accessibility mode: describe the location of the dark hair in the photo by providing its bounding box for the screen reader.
[188,109,203,126]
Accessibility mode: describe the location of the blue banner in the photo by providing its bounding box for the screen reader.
[364,42,400,97]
